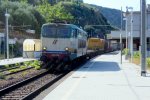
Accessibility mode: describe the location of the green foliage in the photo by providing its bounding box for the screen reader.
[133,51,140,58]
[63,2,112,33]
[34,65,41,70]
[29,60,41,70]
[23,61,30,67]
[20,65,27,69]
[0,1,45,34]
[37,2,74,23]
[8,65,27,73]
[15,63,20,67]
[0,0,112,35]
[98,6,123,29]
[0,73,5,79]
[9,68,19,73]
[146,58,150,68]
[4,64,10,69]
[122,48,129,55]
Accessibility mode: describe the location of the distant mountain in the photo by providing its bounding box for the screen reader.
[89,4,124,29]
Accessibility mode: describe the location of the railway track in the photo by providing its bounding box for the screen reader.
[0,51,108,100]
[0,66,20,73]
[0,67,65,100]
[2,67,33,76]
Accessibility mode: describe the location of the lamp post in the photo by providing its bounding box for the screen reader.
[5,9,10,60]
[127,6,133,63]
[141,0,146,76]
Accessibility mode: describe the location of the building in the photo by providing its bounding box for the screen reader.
[110,4,150,51]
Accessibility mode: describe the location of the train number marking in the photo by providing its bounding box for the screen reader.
[53,40,58,44]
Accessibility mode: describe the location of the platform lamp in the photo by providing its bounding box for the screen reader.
[5,9,10,60]
[126,6,133,63]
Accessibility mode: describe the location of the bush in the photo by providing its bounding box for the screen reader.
[29,60,41,70]
[122,48,129,55]
[147,58,150,68]
[34,65,41,70]
[23,61,30,67]
[20,65,27,69]
[15,63,20,67]
[133,51,140,58]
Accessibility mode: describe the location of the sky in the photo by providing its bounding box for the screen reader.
[83,0,150,11]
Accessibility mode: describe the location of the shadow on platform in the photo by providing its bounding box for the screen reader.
[79,61,121,72]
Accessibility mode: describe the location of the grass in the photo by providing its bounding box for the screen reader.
[0,73,5,79]
[29,60,41,70]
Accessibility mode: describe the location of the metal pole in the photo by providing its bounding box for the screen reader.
[131,9,133,63]
[141,0,146,76]
[120,7,123,64]
[120,34,122,64]
[12,44,13,58]
[5,9,10,60]
[125,18,128,49]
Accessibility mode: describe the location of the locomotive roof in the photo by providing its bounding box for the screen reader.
[42,23,86,34]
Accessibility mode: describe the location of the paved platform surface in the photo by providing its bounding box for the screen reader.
[0,57,36,66]
[43,51,150,100]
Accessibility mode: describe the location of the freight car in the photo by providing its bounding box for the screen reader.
[87,38,105,52]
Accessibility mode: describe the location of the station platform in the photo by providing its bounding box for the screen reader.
[0,57,36,66]
[38,51,150,100]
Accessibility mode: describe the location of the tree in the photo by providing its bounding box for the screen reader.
[0,1,45,34]
[37,2,74,23]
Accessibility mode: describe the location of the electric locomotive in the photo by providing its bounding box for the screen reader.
[40,23,87,65]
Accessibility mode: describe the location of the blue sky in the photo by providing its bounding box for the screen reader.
[83,0,150,11]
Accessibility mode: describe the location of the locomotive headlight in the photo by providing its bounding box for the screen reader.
[65,47,69,51]
[43,47,47,51]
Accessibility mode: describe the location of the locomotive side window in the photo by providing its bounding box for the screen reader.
[78,30,83,38]
[71,29,77,38]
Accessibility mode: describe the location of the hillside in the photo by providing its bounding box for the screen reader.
[0,1,114,37]
[88,4,123,29]
[37,2,113,37]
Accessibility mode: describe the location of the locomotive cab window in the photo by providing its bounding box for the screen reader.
[57,28,71,38]
[42,26,56,38]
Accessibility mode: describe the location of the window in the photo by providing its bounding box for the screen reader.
[78,30,83,38]
[42,26,56,38]
[42,25,71,38]
[57,28,71,38]
[71,29,77,38]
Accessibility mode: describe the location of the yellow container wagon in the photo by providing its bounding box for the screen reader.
[87,38,105,51]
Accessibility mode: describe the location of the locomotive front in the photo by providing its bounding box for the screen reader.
[40,23,87,64]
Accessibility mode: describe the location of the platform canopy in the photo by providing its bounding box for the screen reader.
[23,39,41,51]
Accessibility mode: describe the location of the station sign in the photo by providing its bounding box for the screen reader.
[9,39,16,44]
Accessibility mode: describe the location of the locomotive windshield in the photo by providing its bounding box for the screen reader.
[42,25,71,38]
